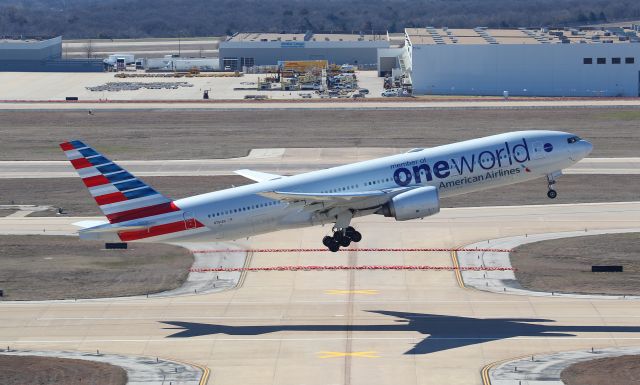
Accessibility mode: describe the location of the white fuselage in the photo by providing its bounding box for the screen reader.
[139,130,592,243]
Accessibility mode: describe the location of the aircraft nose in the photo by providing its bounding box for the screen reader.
[580,139,593,157]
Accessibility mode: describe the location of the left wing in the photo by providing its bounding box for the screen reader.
[257,190,388,203]
[257,187,412,214]
[234,169,285,182]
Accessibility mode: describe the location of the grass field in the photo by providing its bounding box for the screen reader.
[0,355,126,385]
[0,235,193,300]
[512,233,640,296]
[561,355,640,385]
[0,108,637,160]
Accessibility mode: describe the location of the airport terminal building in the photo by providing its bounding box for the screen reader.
[219,32,390,70]
[402,27,640,97]
[0,36,103,72]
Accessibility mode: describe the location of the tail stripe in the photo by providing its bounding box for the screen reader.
[122,187,156,200]
[100,194,172,215]
[60,142,75,151]
[78,148,99,157]
[95,192,128,205]
[89,184,119,197]
[70,158,93,169]
[105,171,134,183]
[118,219,203,242]
[108,202,180,224]
[87,156,110,166]
[97,163,121,174]
[82,175,111,188]
[114,179,146,191]
[70,140,86,148]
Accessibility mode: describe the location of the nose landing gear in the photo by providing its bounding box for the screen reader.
[322,226,362,252]
[546,173,559,199]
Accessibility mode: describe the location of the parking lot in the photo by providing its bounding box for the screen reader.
[0,70,385,101]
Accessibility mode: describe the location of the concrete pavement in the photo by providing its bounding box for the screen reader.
[1,201,640,385]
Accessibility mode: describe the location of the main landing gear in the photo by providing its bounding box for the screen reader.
[322,226,362,252]
[546,173,558,199]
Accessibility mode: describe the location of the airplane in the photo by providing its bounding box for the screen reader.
[60,130,592,252]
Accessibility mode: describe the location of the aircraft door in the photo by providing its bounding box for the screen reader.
[184,211,197,229]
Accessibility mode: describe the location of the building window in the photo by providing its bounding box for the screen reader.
[612,57,621,64]
[597,57,606,64]
[626,57,635,64]
[583,58,592,64]
[241,57,255,68]
[222,58,238,71]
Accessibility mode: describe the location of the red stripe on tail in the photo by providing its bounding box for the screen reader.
[118,219,203,242]
[95,191,127,205]
[82,175,110,188]
[60,142,74,151]
[107,202,180,223]
[70,158,93,169]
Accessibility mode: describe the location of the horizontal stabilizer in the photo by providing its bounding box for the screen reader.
[72,220,109,229]
[234,169,285,182]
[76,222,149,234]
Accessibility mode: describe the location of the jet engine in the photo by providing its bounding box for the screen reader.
[378,186,440,221]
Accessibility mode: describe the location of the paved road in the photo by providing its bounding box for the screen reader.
[0,148,636,178]
[1,202,639,385]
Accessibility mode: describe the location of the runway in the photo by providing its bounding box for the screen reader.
[1,202,639,384]
[0,149,637,178]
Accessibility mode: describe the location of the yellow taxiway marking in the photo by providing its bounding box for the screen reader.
[325,289,378,295]
[318,351,380,358]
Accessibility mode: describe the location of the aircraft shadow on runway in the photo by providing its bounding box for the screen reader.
[161,311,640,354]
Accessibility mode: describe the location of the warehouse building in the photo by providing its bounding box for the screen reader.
[0,36,103,72]
[219,31,390,71]
[402,27,640,97]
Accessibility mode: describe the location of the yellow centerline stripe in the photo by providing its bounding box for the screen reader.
[481,354,532,385]
[450,250,467,289]
[168,357,211,385]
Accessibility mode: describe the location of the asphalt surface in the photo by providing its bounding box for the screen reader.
[0,202,639,385]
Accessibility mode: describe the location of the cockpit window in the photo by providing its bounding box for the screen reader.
[567,136,581,144]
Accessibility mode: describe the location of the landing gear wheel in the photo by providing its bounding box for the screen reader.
[322,236,334,247]
[334,231,351,247]
[547,189,557,199]
[328,241,340,253]
[344,226,362,243]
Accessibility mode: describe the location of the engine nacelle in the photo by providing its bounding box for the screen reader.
[378,186,440,221]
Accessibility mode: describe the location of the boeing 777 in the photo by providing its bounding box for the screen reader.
[61,130,592,251]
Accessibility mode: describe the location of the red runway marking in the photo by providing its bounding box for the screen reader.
[190,247,512,254]
[190,265,514,272]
